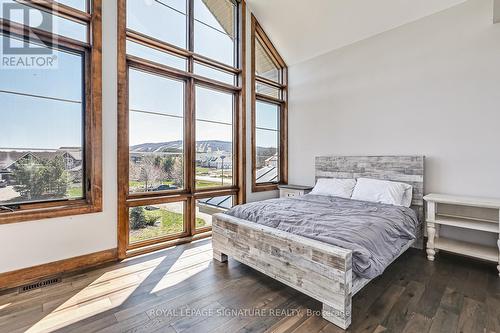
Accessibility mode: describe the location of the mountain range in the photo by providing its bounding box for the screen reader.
[130,140,277,154]
[130,140,232,153]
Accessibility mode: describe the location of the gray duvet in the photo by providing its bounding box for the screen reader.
[225,194,419,279]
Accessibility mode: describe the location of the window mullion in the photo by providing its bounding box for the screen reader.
[187,0,194,73]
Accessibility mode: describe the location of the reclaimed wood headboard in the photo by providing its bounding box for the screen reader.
[315,155,425,248]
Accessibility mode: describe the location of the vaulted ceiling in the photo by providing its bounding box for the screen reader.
[246,0,467,65]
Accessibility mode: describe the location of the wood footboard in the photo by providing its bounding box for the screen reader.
[212,213,353,329]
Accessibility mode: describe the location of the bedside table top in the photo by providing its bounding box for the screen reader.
[278,184,314,191]
[424,193,500,209]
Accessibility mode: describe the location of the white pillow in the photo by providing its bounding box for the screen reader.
[351,178,413,207]
[310,178,357,199]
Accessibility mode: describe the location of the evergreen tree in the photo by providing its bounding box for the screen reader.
[12,156,70,200]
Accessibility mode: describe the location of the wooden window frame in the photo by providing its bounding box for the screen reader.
[117,0,246,258]
[0,0,102,225]
[251,15,288,192]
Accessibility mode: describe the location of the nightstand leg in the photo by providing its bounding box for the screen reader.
[497,239,500,277]
[426,222,436,261]
[435,224,440,253]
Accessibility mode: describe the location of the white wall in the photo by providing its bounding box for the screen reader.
[288,0,500,245]
[0,0,118,273]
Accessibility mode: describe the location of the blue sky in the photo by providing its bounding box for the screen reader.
[0,0,278,151]
[0,43,83,150]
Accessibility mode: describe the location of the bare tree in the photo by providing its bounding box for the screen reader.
[130,155,167,191]
[163,155,183,187]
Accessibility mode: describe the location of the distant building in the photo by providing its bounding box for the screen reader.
[196,153,233,169]
[0,148,82,183]
[264,154,278,168]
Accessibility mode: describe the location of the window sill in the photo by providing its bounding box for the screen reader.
[0,200,102,225]
[252,183,282,193]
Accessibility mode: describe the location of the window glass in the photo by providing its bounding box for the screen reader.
[127,0,187,49]
[128,69,185,193]
[56,0,87,12]
[0,40,84,205]
[195,195,234,230]
[0,0,87,41]
[256,82,280,99]
[255,101,279,184]
[194,0,234,34]
[255,100,279,130]
[129,202,185,244]
[127,40,186,71]
[195,86,233,189]
[194,62,235,85]
[255,38,280,83]
[194,0,235,66]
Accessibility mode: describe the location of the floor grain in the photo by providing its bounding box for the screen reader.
[0,239,498,333]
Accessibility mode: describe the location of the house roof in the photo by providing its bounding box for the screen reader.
[0,151,30,170]
[256,165,278,183]
[198,195,233,210]
[265,155,278,162]
[202,0,235,38]
[0,149,82,171]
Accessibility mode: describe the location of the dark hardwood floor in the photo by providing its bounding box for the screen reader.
[0,238,499,333]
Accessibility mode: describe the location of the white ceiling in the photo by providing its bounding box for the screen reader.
[247,0,466,65]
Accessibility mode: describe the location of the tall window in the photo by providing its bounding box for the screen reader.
[118,0,244,257]
[0,0,102,224]
[251,15,287,192]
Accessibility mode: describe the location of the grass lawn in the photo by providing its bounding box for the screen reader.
[129,180,178,191]
[128,180,144,188]
[195,180,222,188]
[196,217,209,229]
[130,208,206,243]
[195,167,211,175]
[129,179,230,190]
[67,186,83,198]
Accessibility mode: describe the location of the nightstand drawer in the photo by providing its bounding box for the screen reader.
[280,189,305,198]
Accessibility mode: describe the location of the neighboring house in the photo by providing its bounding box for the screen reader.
[0,148,83,184]
[196,153,233,169]
[264,154,278,168]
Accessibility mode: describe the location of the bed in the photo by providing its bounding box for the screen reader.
[212,155,424,329]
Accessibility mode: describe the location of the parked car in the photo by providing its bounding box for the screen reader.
[0,179,7,188]
[153,184,178,191]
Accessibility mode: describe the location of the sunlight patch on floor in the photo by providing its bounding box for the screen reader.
[150,247,212,293]
[25,263,155,332]
[26,298,114,333]
[0,302,11,310]
[17,241,214,332]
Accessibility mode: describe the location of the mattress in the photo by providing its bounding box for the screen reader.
[225,194,419,279]
[352,238,414,295]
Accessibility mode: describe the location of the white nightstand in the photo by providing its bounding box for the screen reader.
[424,193,500,276]
[278,184,313,198]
